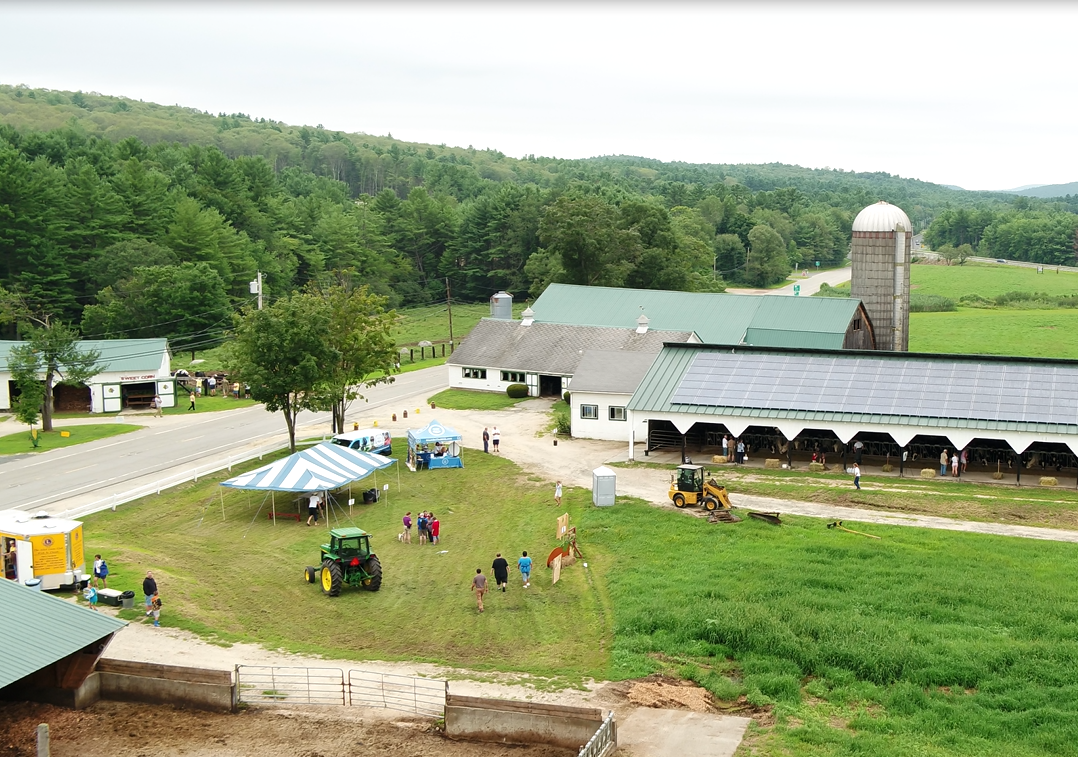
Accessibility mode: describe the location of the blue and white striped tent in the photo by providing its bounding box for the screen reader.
[220,442,395,492]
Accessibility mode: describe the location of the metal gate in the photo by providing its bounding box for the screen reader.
[236,666,446,716]
[579,711,616,757]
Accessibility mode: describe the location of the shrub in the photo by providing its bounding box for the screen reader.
[563,391,571,403]
[555,415,571,436]
[909,293,956,313]
[506,383,528,399]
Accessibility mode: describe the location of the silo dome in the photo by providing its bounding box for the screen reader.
[852,201,912,233]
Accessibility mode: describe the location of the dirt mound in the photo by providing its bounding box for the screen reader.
[626,676,713,712]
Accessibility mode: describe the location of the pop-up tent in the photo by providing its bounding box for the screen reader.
[407,419,463,470]
[219,442,398,528]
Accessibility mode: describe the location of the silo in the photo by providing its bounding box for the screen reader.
[489,291,513,320]
[850,202,912,351]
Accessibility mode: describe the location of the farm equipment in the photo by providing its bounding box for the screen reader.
[669,464,733,511]
[304,527,382,596]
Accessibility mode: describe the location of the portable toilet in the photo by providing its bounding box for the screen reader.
[0,510,87,591]
[592,466,616,506]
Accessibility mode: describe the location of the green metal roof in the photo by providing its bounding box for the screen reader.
[531,283,861,346]
[627,343,1078,437]
[0,339,169,373]
[0,580,126,689]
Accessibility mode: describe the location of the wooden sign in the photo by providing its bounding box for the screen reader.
[552,554,562,585]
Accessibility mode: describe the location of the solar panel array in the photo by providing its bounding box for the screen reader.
[670,352,1078,426]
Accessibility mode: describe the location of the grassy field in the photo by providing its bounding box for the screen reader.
[0,423,140,454]
[912,261,1078,299]
[81,444,1078,755]
[392,301,527,346]
[427,388,529,411]
[910,309,1078,358]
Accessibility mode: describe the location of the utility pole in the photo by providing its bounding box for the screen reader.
[445,278,454,347]
[250,272,263,310]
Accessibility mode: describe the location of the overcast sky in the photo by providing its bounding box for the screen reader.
[1,2,1073,191]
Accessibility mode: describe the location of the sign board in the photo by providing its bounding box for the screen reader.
[815,260,820,268]
[556,513,569,541]
[551,554,562,585]
[30,534,67,576]
[793,284,800,296]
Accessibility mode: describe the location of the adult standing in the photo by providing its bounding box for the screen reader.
[518,550,532,588]
[853,440,863,465]
[154,393,163,417]
[482,427,490,454]
[960,447,969,473]
[430,514,440,545]
[401,511,412,543]
[306,493,323,526]
[492,553,509,592]
[491,427,501,454]
[940,449,949,477]
[554,480,562,507]
[207,375,217,396]
[721,435,729,460]
[417,513,429,545]
[471,568,488,613]
[853,463,861,490]
[736,439,745,465]
[142,571,157,616]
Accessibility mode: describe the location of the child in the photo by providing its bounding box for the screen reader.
[430,515,440,545]
[518,550,532,589]
[149,593,162,627]
[92,554,109,589]
[83,585,99,611]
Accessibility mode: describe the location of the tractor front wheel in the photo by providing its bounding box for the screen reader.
[703,496,719,511]
[361,555,383,591]
[304,566,318,584]
[321,559,343,596]
[673,493,686,508]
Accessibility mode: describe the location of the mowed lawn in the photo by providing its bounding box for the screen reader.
[82,439,1078,755]
[912,261,1078,299]
[911,309,1078,358]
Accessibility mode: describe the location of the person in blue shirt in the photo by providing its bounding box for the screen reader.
[518,551,532,588]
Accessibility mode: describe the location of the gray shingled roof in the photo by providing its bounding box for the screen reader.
[568,350,660,394]
[0,580,126,689]
[448,319,692,375]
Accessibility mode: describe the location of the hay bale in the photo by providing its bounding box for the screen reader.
[808,462,825,472]
[992,472,1004,480]
[764,458,781,469]
[1040,476,1058,487]
[712,455,729,464]
[881,464,894,472]
[920,468,937,479]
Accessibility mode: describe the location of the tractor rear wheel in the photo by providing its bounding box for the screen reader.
[304,566,318,584]
[673,493,686,508]
[320,559,343,596]
[703,496,719,511]
[361,555,382,591]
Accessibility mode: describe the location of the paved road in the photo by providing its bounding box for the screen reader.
[0,366,448,515]
[725,266,851,297]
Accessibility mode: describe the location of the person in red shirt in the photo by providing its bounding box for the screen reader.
[430,515,440,545]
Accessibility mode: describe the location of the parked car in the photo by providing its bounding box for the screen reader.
[331,428,392,455]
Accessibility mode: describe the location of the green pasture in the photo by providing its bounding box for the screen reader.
[392,301,526,346]
[910,309,1078,358]
[0,423,140,454]
[427,388,528,411]
[81,441,1078,755]
[912,261,1078,299]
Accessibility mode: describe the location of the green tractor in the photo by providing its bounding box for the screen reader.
[304,527,382,596]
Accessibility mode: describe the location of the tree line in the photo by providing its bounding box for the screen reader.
[925,204,1078,265]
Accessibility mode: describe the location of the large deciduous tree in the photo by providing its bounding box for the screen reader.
[745,224,790,287]
[226,294,339,453]
[7,321,100,432]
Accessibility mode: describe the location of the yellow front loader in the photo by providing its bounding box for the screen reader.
[668,464,732,511]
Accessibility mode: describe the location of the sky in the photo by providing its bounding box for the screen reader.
[0,2,1074,191]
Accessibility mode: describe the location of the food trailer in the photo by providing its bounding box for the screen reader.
[1,510,87,591]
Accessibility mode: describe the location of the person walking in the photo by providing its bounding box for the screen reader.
[940,449,949,477]
[92,554,109,589]
[853,463,861,490]
[492,553,509,592]
[83,584,100,611]
[482,427,490,454]
[554,480,562,507]
[471,568,488,613]
[188,391,196,411]
[401,511,412,543]
[491,427,501,454]
[142,571,158,616]
[518,550,532,588]
[306,493,323,526]
[154,394,163,417]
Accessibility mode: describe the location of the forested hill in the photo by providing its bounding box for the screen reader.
[1,82,1074,350]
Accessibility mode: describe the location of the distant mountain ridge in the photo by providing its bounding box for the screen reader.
[1000,182,1078,198]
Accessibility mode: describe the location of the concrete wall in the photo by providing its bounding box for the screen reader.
[850,230,911,351]
[63,659,235,712]
[445,693,606,750]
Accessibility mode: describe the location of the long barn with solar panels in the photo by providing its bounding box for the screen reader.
[627,342,1078,482]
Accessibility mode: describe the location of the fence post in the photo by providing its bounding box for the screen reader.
[410,348,414,363]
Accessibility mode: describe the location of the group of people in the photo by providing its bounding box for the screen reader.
[481,426,501,454]
[400,511,440,544]
[940,448,969,477]
[721,435,748,464]
[470,551,533,612]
